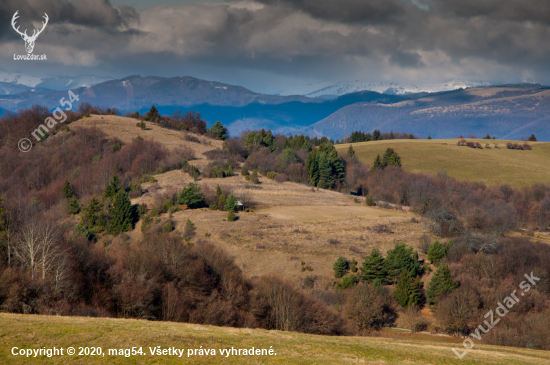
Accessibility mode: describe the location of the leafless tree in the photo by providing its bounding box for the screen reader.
[14,221,63,280]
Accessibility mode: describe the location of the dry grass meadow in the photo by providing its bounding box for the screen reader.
[8,115,543,364]
[335,138,550,187]
[2,313,550,365]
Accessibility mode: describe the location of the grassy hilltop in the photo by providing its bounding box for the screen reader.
[335,138,550,187]
[1,313,550,365]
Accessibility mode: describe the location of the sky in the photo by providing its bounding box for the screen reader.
[1,0,549,94]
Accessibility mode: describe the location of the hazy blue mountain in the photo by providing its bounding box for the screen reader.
[301,85,550,141]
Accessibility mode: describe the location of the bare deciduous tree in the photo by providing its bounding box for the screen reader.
[14,221,63,280]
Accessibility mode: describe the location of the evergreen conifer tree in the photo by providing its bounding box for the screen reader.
[224,194,238,212]
[426,264,458,305]
[208,121,228,140]
[393,271,424,308]
[301,140,312,151]
[177,183,204,208]
[306,149,320,186]
[427,240,448,265]
[346,145,355,158]
[381,148,402,168]
[62,180,75,200]
[360,248,387,283]
[103,175,122,200]
[82,196,102,228]
[317,152,334,188]
[109,191,133,234]
[241,166,249,176]
[371,154,382,172]
[333,256,349,278]
[384,243,422,283]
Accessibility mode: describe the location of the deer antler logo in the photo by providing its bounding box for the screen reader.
[11,11,49,54]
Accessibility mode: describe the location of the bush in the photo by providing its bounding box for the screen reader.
[266,172,277,180]
[345,284,396,333]
[227,211,236,222]
[162,221,174,232]
[241,166,249,176]
[336,274,358,290]
[366,196,376,206]
[250,170,259,184]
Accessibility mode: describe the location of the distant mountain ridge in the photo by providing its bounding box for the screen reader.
[302,86,550,140]
[0,74,547,140]
[0,72,111,94]
[303,79,494,98]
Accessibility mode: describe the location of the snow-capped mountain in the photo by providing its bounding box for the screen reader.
[0,72,112,91]
[0,72,43,88]
[300,80,493,98]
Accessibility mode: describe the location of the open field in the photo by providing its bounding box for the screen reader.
[335,139,550,187]
[129,170,425,286]
[1,313,550,365]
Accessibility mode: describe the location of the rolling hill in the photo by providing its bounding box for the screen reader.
[2,313,549,365]
[335,138,550,187]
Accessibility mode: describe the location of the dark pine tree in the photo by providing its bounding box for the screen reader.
[109,191,133,234]
[427,264,459,305]
[360,248,387,283]
[393,270,424,308]
[333,256,349,278]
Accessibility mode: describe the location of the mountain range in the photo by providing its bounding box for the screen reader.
[0,74,548,141]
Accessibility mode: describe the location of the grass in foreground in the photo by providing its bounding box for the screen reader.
[335,139,550,187]
[1,313,549,364]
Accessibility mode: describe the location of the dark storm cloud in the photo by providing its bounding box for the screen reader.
[2,0,550,91]
[255,0,414,24]
[389,51,424,68]
[0,0,139,38]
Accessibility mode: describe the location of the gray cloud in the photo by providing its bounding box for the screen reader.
[389,51,424,68]
[1,0,550,93]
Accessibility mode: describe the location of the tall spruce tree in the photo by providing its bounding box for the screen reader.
[360,248,387,283]
[103,175,122,200]
[381,148,402,168]
[426,264,458,305]
[306,149,320,186]
[346,145,355,158]
[384,243,422,283]
[62,180,75,200]
[62,180,80,214]
[393,270,424,308]
[82,196,102,228]
[317,152,334,188]
[109,191,133,234]
[328,149,345,182]
[371,154,382,172]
